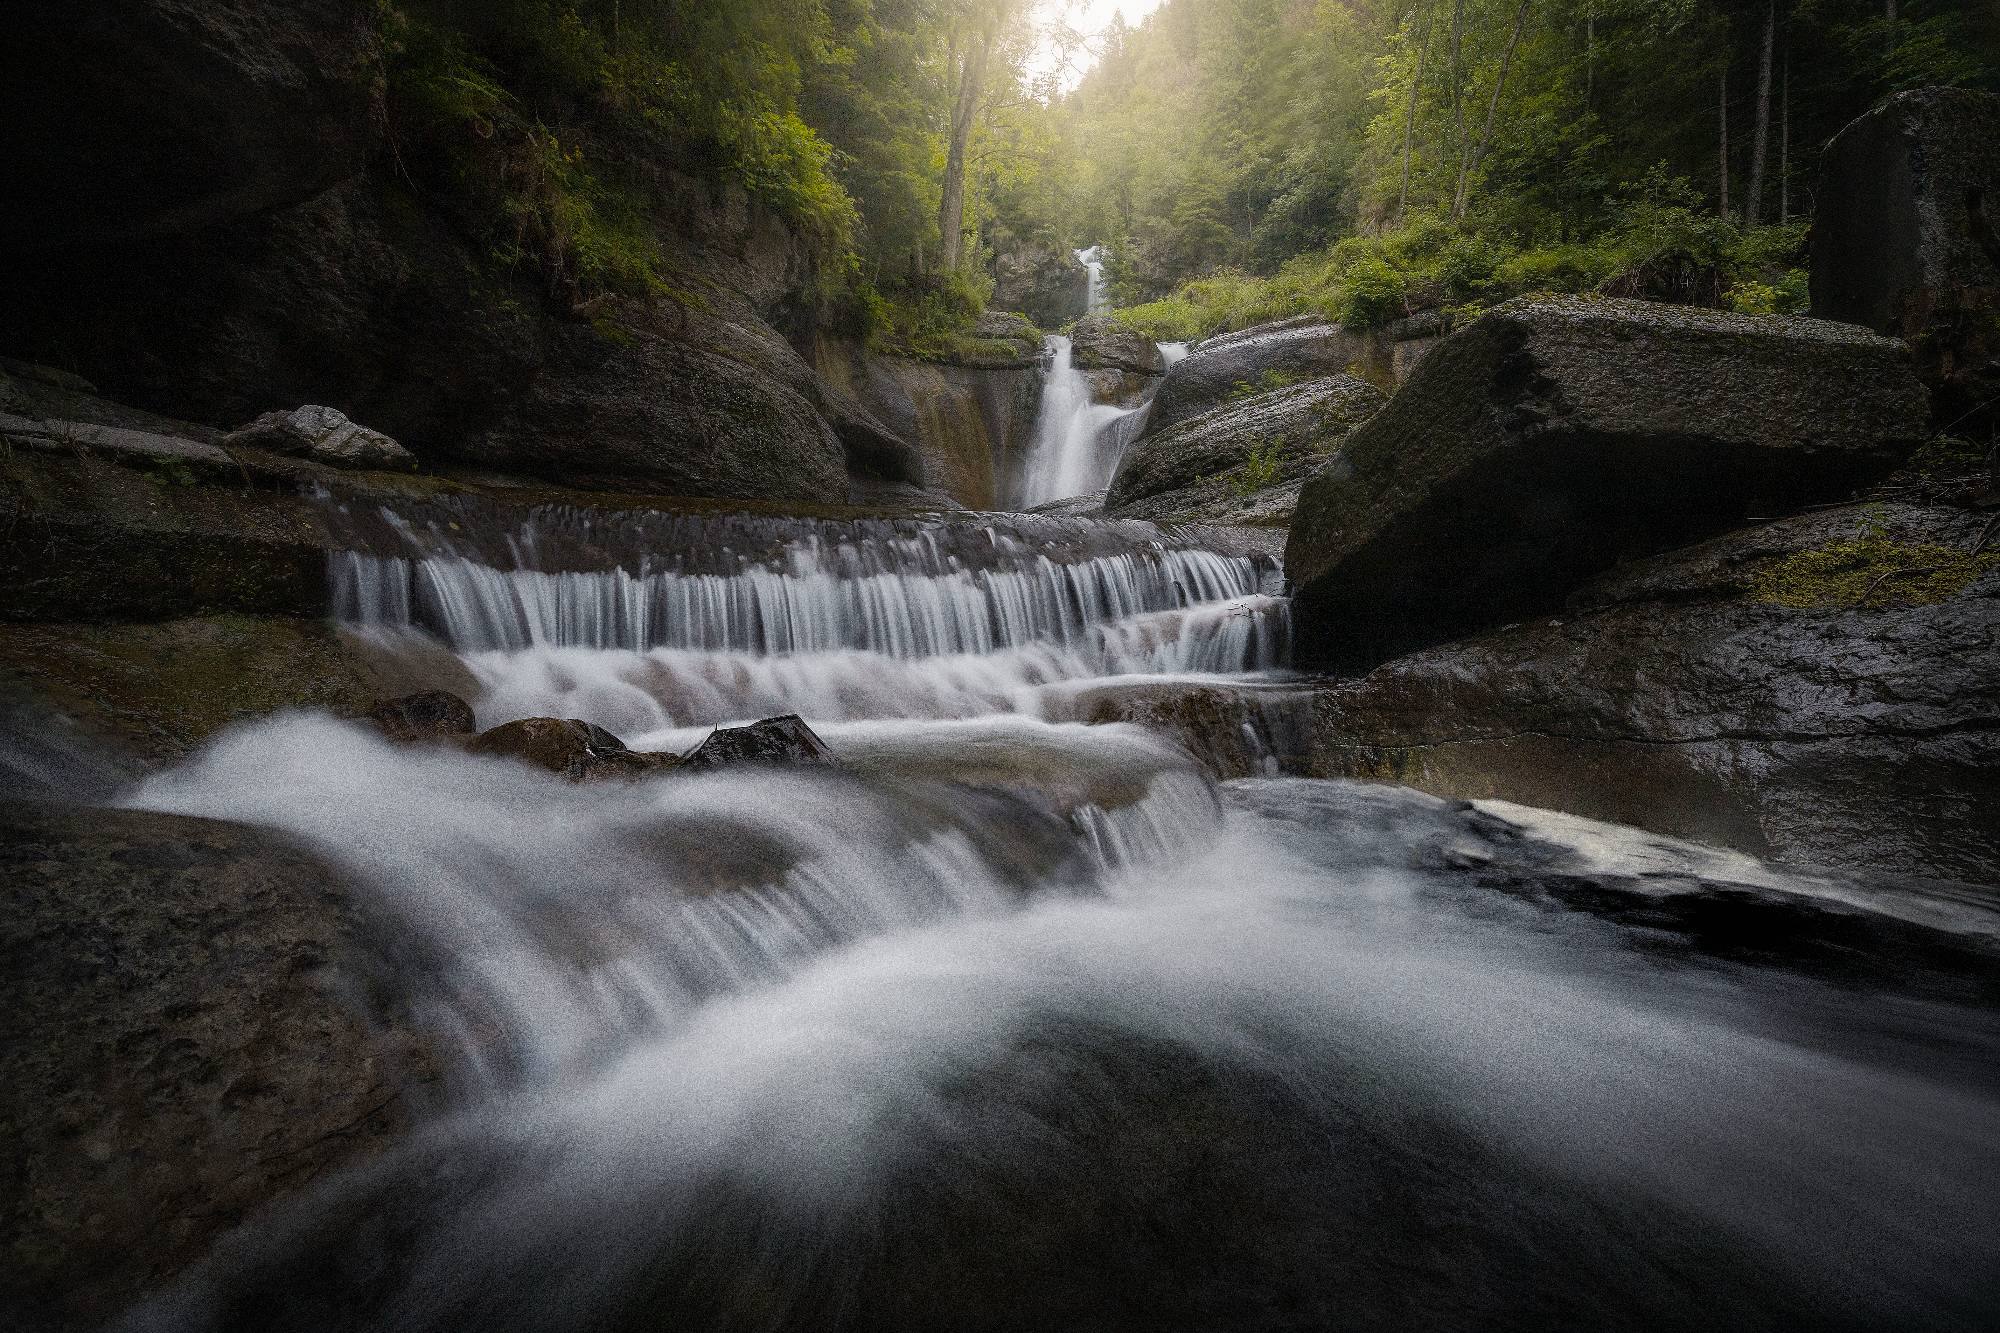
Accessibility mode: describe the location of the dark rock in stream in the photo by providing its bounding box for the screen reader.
[470,718,678,782]
[366,692,477,746]
[0,803,434,1332]
[1285,297,1930,673]
[682,715,838,770]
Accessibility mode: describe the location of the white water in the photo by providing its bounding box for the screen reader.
[94,505,2000,1330]
[1012,335,1149,508]
[1076,244,1108,314]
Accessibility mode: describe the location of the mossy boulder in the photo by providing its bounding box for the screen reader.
[1285,298,1930,672]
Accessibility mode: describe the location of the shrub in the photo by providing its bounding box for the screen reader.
[1340,257,1407,328]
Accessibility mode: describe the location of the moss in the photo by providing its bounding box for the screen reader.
[1752,532,1998,609]
[1903,434,1992,480]
[1225,369,1309,402]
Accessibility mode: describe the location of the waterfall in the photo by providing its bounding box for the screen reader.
[1076,244,1108,314]
[324,500,1289,735]
[88,487,2000,1333]
[1011,335,1151,509]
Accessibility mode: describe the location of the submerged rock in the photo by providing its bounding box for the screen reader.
[1304,502,2000,883]
[469,717,676,782]
[223,405,415,471]
[367,691,477,745]
[0,803,432,1331]
[1813,87,2000,435]
[682,714,837,769]
[1106,374,1385,526]
[1285,297,1929,672]
[1146,320,1363,437]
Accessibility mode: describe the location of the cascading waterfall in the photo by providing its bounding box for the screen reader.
[1013,336,1160,509]
[95,498,2000,1332]
[1076,244,1108,314]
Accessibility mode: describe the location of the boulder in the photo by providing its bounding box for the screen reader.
[1105,375,1386,526]
[0,802,432,1331]
[1812,88,2000,431]
[224,405,416,471]
[469,717,676,782]
[990,237,1089,328]
[1284,298,1929,672]
[1146,321,1364,436]
[1068,316,1167,377]
[681,715,837,769]
[367,691,477,745]
[2,1,382,253]
[1304,502,2000,884]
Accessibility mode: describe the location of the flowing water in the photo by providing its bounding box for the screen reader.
[99,504,2000,1330]
[1077,244,1109,314]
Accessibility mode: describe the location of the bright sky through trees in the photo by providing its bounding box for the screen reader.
[1028,0,1167,88]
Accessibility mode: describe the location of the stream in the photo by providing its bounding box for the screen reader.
[104,502,2000,1330]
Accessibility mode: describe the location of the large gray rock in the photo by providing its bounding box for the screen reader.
[1146,320,1364,436]
[1304,502,2000,883]
[224,405,415,471]
[1106,375,1385,526]
[1813,88,2000,433]
[1285,298,1929,672]
[1069,316,1166,377]
[990,236,1089,329]
[0,803,433,1331]
[1,0,382,253]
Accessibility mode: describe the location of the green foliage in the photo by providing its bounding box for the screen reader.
[1225,369,1309,402]
[1232,440,1284,498]
[1339,257,1408,329]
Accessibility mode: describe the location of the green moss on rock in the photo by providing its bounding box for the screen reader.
[1753,533,1999,609]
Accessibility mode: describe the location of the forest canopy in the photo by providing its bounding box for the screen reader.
[377,0,2000,347]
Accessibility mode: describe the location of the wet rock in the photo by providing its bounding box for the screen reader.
[367,691,477,745]
[2,0,382,254]
[1048,679,1315,780]
[469,717,676,782]
[990,238,1089,328]
[1068,316,1166,377]
[1813,88,2000,432]
[0,802,433,1331]
[681,714,837,769]
[223,405,416,471]
[1285,297,1929,673]
[1106,375,1385,526]
[1304,502,2000,883]
[1147,320,1364,437]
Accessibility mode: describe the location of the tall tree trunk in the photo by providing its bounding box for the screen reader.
[1446,0,1469,216]
[939,22,994,273]
[1454,0,1532,222]
[1779,48,1791,223]
[1397,2,1439,220]
[1719,63,1731,220]
[1745,0,1776,226]
[1886,0,1898,60]
[1585,5,1596,109]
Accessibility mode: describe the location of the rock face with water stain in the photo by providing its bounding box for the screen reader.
[0,803,435,1332]
[1284,298,1930,673]
[1106,375,1385,527]
[1304,502,2000,884]
[1813,87,2000,434]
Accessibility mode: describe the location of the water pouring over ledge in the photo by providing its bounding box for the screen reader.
[94,499,2000,1330]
